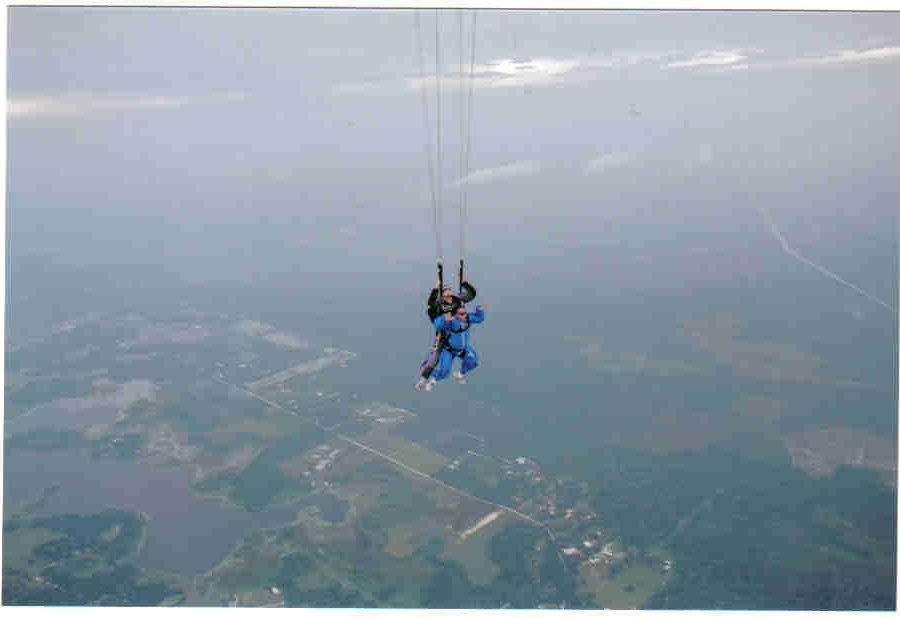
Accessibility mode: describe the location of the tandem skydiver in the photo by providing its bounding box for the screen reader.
[415,274,476,391]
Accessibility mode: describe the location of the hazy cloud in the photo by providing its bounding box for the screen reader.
[406,56,580,92]
[336,49,678,96]
[402,51,673,94]
[8,92,248,119]
[793,45,900,67]
[475,57,581,89]
[454,159,541,186]
[584,151,635,175]
[666,49,748,69]
[717,45,900,73]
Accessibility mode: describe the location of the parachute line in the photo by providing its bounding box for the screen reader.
[458,9,466,273]
[434,10,444,255]
[414,10,442,263]
[415,9,477,280]
[459,10,477,277]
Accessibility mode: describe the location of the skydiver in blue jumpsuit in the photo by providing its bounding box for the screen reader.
[428,303,486,387]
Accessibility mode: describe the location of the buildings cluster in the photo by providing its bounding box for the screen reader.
[301,444,342,481]
[355,403,411,425]
[499,456,547,493]
[560,529,631,569]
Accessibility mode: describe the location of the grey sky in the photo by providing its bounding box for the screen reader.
[7,8,900,256]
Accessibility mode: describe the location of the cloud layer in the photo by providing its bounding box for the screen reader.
[711,45,900,73]
[8,92,247,119]
[584,151,635,175]
[347,42,900,98]
[792,45,900,67]
[396,50,676,96]
[454,159,541,186]
[406,56,582,92]
[666,49,749,69]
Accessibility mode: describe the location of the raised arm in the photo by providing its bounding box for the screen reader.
[469,305,486,324]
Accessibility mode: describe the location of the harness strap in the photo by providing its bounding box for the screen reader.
[444,343,467,356]
[440,318,470,356]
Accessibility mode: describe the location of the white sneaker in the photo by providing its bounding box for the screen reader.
[424,378,436,392]
[415,377,428,391]
[453,371,466,384]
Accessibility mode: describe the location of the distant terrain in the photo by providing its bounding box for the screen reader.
[4,306,896,608]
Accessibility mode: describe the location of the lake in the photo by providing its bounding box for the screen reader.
[3,448,299,576]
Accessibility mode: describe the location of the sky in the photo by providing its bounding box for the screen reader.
[3,11,898,616]
[9,9,900,194]
[6,8,900,305]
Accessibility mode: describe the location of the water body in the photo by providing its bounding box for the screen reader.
[3,449,299,576]
[6,380,157,436]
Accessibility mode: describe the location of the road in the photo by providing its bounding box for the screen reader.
[756,204,896,316]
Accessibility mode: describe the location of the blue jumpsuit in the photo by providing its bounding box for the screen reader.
[431,306,485,381]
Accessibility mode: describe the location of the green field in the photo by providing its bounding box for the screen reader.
[3,510,181,606]
[361,476,438,535]
[360,431,450,476]
[194,429,325,511]
[2,527,63,569]
[205,413,315,450]
[385,518,448,559]
[578,562,665,609]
